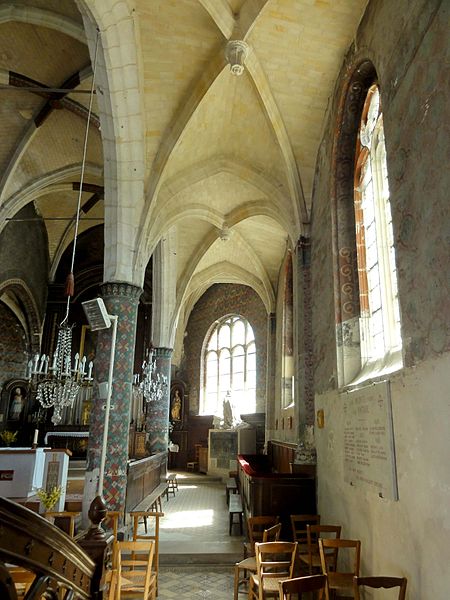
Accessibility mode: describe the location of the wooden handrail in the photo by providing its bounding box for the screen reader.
[0,496,113,600]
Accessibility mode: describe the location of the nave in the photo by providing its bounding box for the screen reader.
[157,471,240,599]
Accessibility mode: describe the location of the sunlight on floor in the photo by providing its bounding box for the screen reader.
[160,509,215,529]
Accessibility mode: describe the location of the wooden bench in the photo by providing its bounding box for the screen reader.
[165,473,178,499]
[226,477,238,505]
[229,494,243,535]
[131,482,168,532]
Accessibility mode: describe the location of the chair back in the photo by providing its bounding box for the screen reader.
[353,576,407,600]
[131,510,163,584]
[263,522,282,543]
[115,540,156,599]
[278,574,327,599]
[319,538,360,593]
[246,515,280,556]
[256,541,298,583]
[290,514,320,548]
[248,516,280,544]
[305,524,341,572]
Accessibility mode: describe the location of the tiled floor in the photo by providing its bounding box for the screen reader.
[158,565,234,599]
[142,472,244,598]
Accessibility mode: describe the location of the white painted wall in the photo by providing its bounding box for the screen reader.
[315,353,450,598]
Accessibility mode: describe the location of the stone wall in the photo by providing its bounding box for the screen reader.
[0,303,28,385]
[0,204,49,319]
[182,283,267,415]
[309,1,449,597]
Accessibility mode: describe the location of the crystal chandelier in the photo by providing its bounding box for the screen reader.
[28,325,93,425]
[27,35,99,426]
[135,346,168,403]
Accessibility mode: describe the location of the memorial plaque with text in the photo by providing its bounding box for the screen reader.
[343,381,398,500]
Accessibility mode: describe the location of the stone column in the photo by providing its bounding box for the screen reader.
[265,312,276,439]
[146,347,172,454]
[83,282,142,518]
[296,237,314,428]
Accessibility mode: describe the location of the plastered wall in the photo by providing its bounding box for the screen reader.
[310,0,450,596]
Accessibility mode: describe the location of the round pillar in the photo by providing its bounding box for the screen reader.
[84,282,142,517]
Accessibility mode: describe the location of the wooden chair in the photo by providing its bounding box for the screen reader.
[106,511,121,541]
[234,523,282,600]
[278,574,328,600]
[290,514,320,555]
[104,567,119,600]
[114,540,157,600]
[319,538,361,598]
[353,576,407,599]
[9,567,35,600]
[300,524,341,575]
[249,541,298,600]
[131,511,163,590]
[244,515,280,558]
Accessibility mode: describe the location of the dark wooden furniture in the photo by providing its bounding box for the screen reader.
[125,451,167,514]
[198,446,208,473]
[267,440,316,477]
[279,574,327,600]
[237,454,316,539]
[0,496,113,600]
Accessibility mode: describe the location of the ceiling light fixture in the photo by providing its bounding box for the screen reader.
[225,40,249,76]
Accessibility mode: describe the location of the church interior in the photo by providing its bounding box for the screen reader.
[0,0,448,598]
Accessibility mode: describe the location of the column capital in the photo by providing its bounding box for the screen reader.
[101,281,143,301]
[153,346,173,359]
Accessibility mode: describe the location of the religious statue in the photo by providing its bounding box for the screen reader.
[9,387,25,421]
[222,391,234,429]
[170,389,182,421]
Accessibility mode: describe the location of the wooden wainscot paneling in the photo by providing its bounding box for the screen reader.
[238,454,316,540]
[125,452,167,512]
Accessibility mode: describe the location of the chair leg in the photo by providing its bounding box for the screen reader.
[234,564,240,600]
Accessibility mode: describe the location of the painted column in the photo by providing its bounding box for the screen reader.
[146,347,172,453]
[83,282,142,518]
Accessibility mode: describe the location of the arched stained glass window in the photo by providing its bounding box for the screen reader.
[201,315,256,416]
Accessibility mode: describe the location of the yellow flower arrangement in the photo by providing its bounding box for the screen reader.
[37,486,62,511]
[0,430,18,445]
